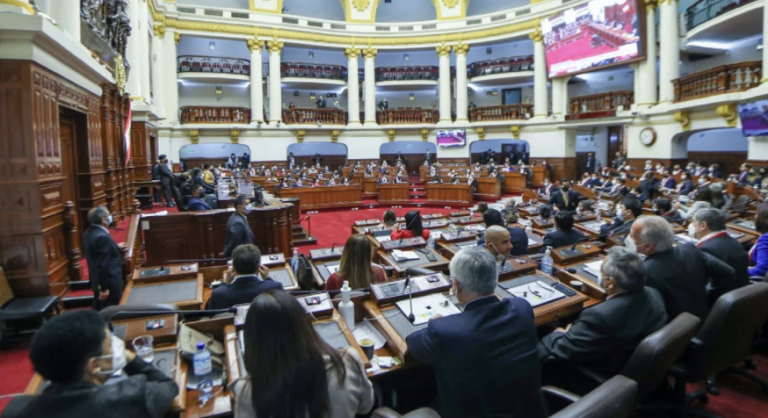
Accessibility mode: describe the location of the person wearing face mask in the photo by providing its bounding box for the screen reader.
[737,163,752,186]
[406,247,546,418]
[482,225,515,262]
[677,173,695,195]
[2,310,179,418]
[653,198,684,225]
[675,186,713,220]
[548,179,580,212]
[187,184,212,211]
[192,167,215,195]
[477,211,529,256]
[709,164,724,179]
[599,195,642,241]
[538,247,667,384]
[659,170,676,191]
[543,211,586,249]
[584,173,602,189]
[157,154,178,208]
[82,206,125,309]
[223,195,256,258]
[629,215,734,320]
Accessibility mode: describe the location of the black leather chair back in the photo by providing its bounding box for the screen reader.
[620,312,699,401]
[693,283,768,380]
[551,375,637,418]
[99,304,179,321]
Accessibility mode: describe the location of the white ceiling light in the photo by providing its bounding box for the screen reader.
[209,41,216,50]
[308,51,314,59]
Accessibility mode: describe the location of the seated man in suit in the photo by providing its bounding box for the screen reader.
[543,211,586,249]
[178,173,193,197]
[677,173,695,195]
[206,244,283,310]
[2,310,179,418]
[659,170,676,191]
[548,180,580,212]
[186,184,212,211]
[584,173,602,189]
[599,194,642,242]
[691,209,750,302]
[539,247,667,380]
[192,168,215,195]
[629,215,734,320]
[477,210,528,256]
[407,247,546,418]
[653,198,684,225]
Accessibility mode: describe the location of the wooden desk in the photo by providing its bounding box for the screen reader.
[728,219,758,236]
[379,183,411,204]
[425,183,473,206]
[475,177,502,199]
[502,172,527,193]
[362,177,379,196]
[132,264,199,282]
[437,240,479,260]
[377,249,449,277]
[555,257,607,305]
[278,185,362,210]
[531,166,550,188]
[120,274,205,310]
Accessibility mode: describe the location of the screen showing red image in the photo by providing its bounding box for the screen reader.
[436,130,467,148]
[541,0,642,78]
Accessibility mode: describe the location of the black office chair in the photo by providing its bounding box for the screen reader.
[0,267,60,344]
[544,375,637,418]
[99,303,179,321]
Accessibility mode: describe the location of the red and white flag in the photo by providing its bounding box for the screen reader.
[124,105,132,166]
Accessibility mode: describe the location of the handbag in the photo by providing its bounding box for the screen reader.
[294,253,318,290]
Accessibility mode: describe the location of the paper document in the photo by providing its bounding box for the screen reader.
[528,238,539,246]
[396,293,461,325]
[392,250,419,261]
[375,235,392,243]
[326,263,340,275]
[582,221,603,232]
[583,260,603,278]
[504,281,565,308]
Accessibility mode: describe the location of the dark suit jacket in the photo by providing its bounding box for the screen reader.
[179,181,193,197]
[697,234,750,303]
[543,228,586,249]
[599,218,633,242]
[477,226,529,256]
[679,179,695,195]
[157,163,174,186]
[548,189,580,212]
[186,197,211,211]
[223,212,255,258]
[638,179,658,202]
[192,176,215,194]
[406,297,546,418]
[660,177,676,189]
[644,244,735,320]
[662,210,685,225]
[82,226,123,295]
[205,275,283,310]
[2,357,178,418]
[539,288,667,376]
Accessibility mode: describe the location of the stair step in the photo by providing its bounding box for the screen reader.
[292,236,318,246]
[63,295,94,309]
[69,280,91,291]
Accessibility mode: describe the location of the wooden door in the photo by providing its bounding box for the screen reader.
[60,118,78,205]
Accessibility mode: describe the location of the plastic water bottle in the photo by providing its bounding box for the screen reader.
[291,248,299,272]
[427,236,435,250]
[596,210,602,221]
[339,281,355,331]
[194,342,214,405]
[542,247,554,275]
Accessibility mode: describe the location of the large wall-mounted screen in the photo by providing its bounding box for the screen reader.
[436,130,467,148]
[541,0,643,78]
[738,100,768,137]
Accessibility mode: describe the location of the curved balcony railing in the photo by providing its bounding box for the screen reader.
[469,55,534,78]
[280,62,347,80]
[180,106,251,124]
[375,66,439,82]
[685,0,758,30]
[282,108,348,125]
[673,61,761,102]
[567,91,633,120]
[377,108,439,124]
[469,104,533,122]
[177,56,250,75]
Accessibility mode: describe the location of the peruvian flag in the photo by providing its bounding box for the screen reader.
[124,105,132,166]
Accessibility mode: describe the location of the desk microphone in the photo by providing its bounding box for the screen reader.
[500,254,511,271]
[570,237,590,251]
[403,274,415,323]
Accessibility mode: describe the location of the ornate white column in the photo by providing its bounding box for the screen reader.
[152,26,165,119]
[551,77,570,117]
[138,2,151,103]
[436,45,452,125]
[267,40,284,124]
[346,48,362,126]
[637,0,658,106]
[49,0,81,42]
[125,0,142,99]
[763,3,768,84]
[530,28,549,118]
[454,43,470,123]
[162,30,180,124]
[247,39,265,123]
[363,47,377,125]
[0,0,34,14]
[658,0,680,103]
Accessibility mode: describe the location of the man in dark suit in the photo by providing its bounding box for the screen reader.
[178,173,193,197]
[192,168,215,195]
[539,247,667,379]
[585,152,595,174]
[548,180,580,212]
[478,210,528,256]
[467,174,478,193]
[659,171,676,190]
[157,154,178,207]
[187,185,212,211]
[151,159,162,203]
[629,215,735,320]
[206,244,282,310]
[737,163,751,185]
[599,194,642,242]
[543,211,586,249]
[315,95,327,108]
[2,311,179,418]
[583,173,602,189]
[691,209,750,302]
[223,195,255,258]
[407,247,546,418]
[378,98,389,110]
[653,198,684,225]
[678,173,695,195]
[82,206,124,309]
[612,151,625,169]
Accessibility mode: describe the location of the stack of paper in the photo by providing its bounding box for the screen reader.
[583,260,603,278]
[396,293,461,325]
[392,250,419,261]
[504,281,565,308]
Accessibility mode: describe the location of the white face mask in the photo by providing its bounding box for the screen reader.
[244,203,254,214]
[96,335,128,376]
[597,275,607,289]
[688,223,697,238]
[105,215,113,226]
[624,235,637,252]
[698,178,705,185]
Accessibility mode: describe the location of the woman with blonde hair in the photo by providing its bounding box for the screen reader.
[325,235,387,291]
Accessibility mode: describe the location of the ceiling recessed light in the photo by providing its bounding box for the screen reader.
[404,54,409,61]
[209,41,216,50]
[308,51,314,59]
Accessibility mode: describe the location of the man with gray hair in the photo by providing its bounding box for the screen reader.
[82,206,125,309]
[406,247,546,418]
[629,215,734,320]
[539,247,667,380]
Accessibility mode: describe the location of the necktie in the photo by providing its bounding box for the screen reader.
[564,193,569,207]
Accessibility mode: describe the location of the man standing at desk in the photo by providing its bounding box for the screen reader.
[157,154,178,208]
[223,195,255,258]
[406,247,546,418]
[82,206,124,309]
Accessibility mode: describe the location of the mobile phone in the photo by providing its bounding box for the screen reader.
[146,319,165,330]
[305,296,321,306]
[269,255,279,260]
[426,275,440,283]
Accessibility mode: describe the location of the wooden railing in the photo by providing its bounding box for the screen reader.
[469,104,533,122]
[375,66,439,81]
[178,55,250,75]
[180,106,251,124]
[280,62,347,80]
[685,0,758,30]
[282,108,348,125]
[469,55,534,78]
[377,108,439,124]
[567,90,634,119]
[122,200,145,280]
[673,61,761,102]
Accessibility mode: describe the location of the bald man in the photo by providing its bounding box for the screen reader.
[484,225,513,262]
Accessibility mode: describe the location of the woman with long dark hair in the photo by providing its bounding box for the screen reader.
[325,235,386,291]
[232,291,374,418]
[390,210,430,240]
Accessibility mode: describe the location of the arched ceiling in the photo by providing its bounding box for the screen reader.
[375,0,436,22]
[282,0,346,20]
[466,0,531,17]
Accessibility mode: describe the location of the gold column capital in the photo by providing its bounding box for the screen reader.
[387,129,396,142]
[247,38,265,52]
[267,40,284,53]
[476,127,485,140]
[510,125,521,139]
[153,25,166,39]
[297,129,306,143]
[345,47,362,59]
[174,32,181,45]
[673,111,690,131]
[436,44,452,57]
[362,46,378,59]
[716,104,738,127]
[645,0,659,9]
[230,130,240,144]
[190,129,200,144]
[529,28,543,43]
[453,43,470,55]
[331,130,341,143]
[420,128,429,141]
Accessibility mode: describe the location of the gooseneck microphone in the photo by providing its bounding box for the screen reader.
[403,274,415,323]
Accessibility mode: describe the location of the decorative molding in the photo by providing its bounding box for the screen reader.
[420,128,429,141]
[174,32,181,45]
[510,125,521,139]
[153,25,166,38]
[352,0,370,12]
[230,129,240,144]
[114,55,127,95]
[388,129,396,142]
[331,130,341,142]
[658,0,677,4]
[190,129,200,144]
[0,0,35,14]
[453,42,470,55]
[248,0,285,14]
[436,44,452,57]
[476,127,485,140]
[297,129,306,143]
[644,0,659,9]
[247,38,265,53]
[267,40,284,53]
[345,47,362,59]
[529,27,543,43]
[716,104,738,127]
[362,46,378,59]
[673,111,690,131]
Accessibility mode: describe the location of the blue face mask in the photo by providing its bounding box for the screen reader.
[106,215,113,226]
[616,210,624,221]
[244,204,254,214]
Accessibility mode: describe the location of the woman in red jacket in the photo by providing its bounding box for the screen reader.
[325,235,387,291]
[390,211,430,241]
